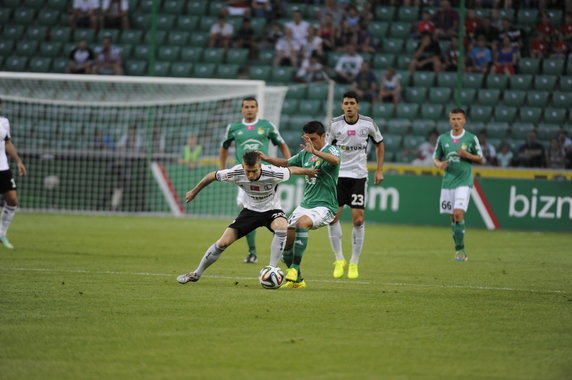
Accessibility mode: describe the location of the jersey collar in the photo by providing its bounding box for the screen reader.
[243,117,259,126]
[450,129,465,139]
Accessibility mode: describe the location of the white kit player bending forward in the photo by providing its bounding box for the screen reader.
[0,99,27,249]
[177,151,317,284]
[327,91,384,279]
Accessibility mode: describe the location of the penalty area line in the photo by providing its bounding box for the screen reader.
[0,267,566,294]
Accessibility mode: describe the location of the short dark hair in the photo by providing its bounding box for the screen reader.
[242,96,258,107]
[242,151,261,166]
[303,120,326,136]
[342,90,360,103]
[450,108,466,116]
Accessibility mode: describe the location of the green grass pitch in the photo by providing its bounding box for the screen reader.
[1,213,571,379]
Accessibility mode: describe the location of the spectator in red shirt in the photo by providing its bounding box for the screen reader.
[465,9,481,39]
[561,12,572,45]
[529,32,550,58]
[536,11,555,39]
[433,0,459,40]
[550,37,568,59]
[415,10,436,38]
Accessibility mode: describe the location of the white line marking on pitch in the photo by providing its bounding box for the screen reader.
[0,267,566,294]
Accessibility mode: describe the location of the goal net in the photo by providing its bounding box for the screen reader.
[0,73,287,217]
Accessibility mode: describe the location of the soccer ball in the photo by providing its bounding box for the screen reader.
[259,266,284,289]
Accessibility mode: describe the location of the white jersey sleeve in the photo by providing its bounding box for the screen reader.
[0,117,11,171]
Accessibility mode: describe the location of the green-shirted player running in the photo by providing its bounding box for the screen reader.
[433,108,483,261]
[259,120,341,288]
[219,97,291,264]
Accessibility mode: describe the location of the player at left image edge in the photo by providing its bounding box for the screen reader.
[177,151,317,285]
[0,98,27,249]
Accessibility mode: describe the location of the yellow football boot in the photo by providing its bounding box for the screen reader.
[333,259,347,279]
[347,263,359,279]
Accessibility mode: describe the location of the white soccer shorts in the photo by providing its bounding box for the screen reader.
[439,186,471,214]
[288,206,335,229]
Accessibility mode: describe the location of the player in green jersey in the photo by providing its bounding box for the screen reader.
[219,97,291,264]
[433,108,483,261]
[258,120,341,288]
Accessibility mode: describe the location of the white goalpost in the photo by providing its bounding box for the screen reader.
[0,72,288,217]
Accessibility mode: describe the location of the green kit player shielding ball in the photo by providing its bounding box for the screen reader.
[433,108,483,261]
[258,121,341,288]
[219,97,291,264]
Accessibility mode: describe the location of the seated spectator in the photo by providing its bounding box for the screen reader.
[468,35,493,73]
[408,33,442,73]
[443,36,462,71]
[498,17,523,50]
[301,26,323,60]
[285,9,310,45]
[356,21,375,54]
[345,5,361,27]
[70,0,100,31]
[492,36,519,75]
[151,125,166,154]
[557,129,572,168]
[517,130,546,168]
[415,10,436,38]
[478,130,497,166]
[550,35,568,59]
[410,129,439,166]
[89,128,115,151]
[529,31,550,58]
[261,22,283,50]
[561,12,572,46]
[377,67,401,104]
[433,0,459,40]
[296,52,328,83]
[358,2,374,24]
[334,44,363,83]
[209,16,234,49]
[273,27,300,67]
[66,39,95,74]
[546,138,566,168]
[475,17,500,50]
[235,18,256,59]
[350,62,378,102]
[335,19,357,51]
[223,0,251,18]
[100,0,129,30]
[251,0,272,18]
[318,14,337,52]
[92,36,123,75]
[179,135,202,168]
[465,9,481,40]
[496,141,514,167]
[535,11,555,40]
[318,0,345,26]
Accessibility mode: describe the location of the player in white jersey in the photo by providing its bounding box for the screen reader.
[0,99,27,249]
[177,151,317,284]
[327,91,385,279]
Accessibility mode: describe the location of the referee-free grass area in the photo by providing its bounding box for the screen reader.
[1,213,571,379]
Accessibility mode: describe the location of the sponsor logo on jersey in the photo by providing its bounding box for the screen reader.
[461,143,467,150]
[246,125,255,130]
[240,138,264,151]
[264,184,273,190]
[359,129,368,137]
[257,128,265,135]
[453,139,460,144]
[338,144,367,151]
[347,130,356,136]
[250,185,260,191]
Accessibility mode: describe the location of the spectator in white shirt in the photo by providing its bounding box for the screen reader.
[334,44,363,83]
[209,16,234,49]
[273,27,301,68]
[285,9,310,45]
[70,0,100,31]
[301,26,323,60]
[100,0,129,30]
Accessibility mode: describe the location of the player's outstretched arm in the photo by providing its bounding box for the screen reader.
[256,151,289,167]
[5,140,26,176]
[185,171,216,203]
[289,166,319,178]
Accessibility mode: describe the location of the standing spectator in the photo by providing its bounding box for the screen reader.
[66,39,95,74]
[273,27,301,67]
[318,0,345,26]
[415,10,436,38]
[0,98,27,249]
[285,9,310,46]
[334,44,364,83]
[296,52,328,82]
[351,62,378,102]
[517,130,546,168]
[100,0,129,30]
[408,33,442,73]
[377,67,401,104]
[235,18,256,59]
[70,0,100,31]
[492,36,519,75]
[496,141,514,167]
[209,15,234,49]
[433,0,459,40]
[300,26,323,61]
[468,35,493,74]
[318,13,337,52]
[92,36,123,75]
[478,130,497,166]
